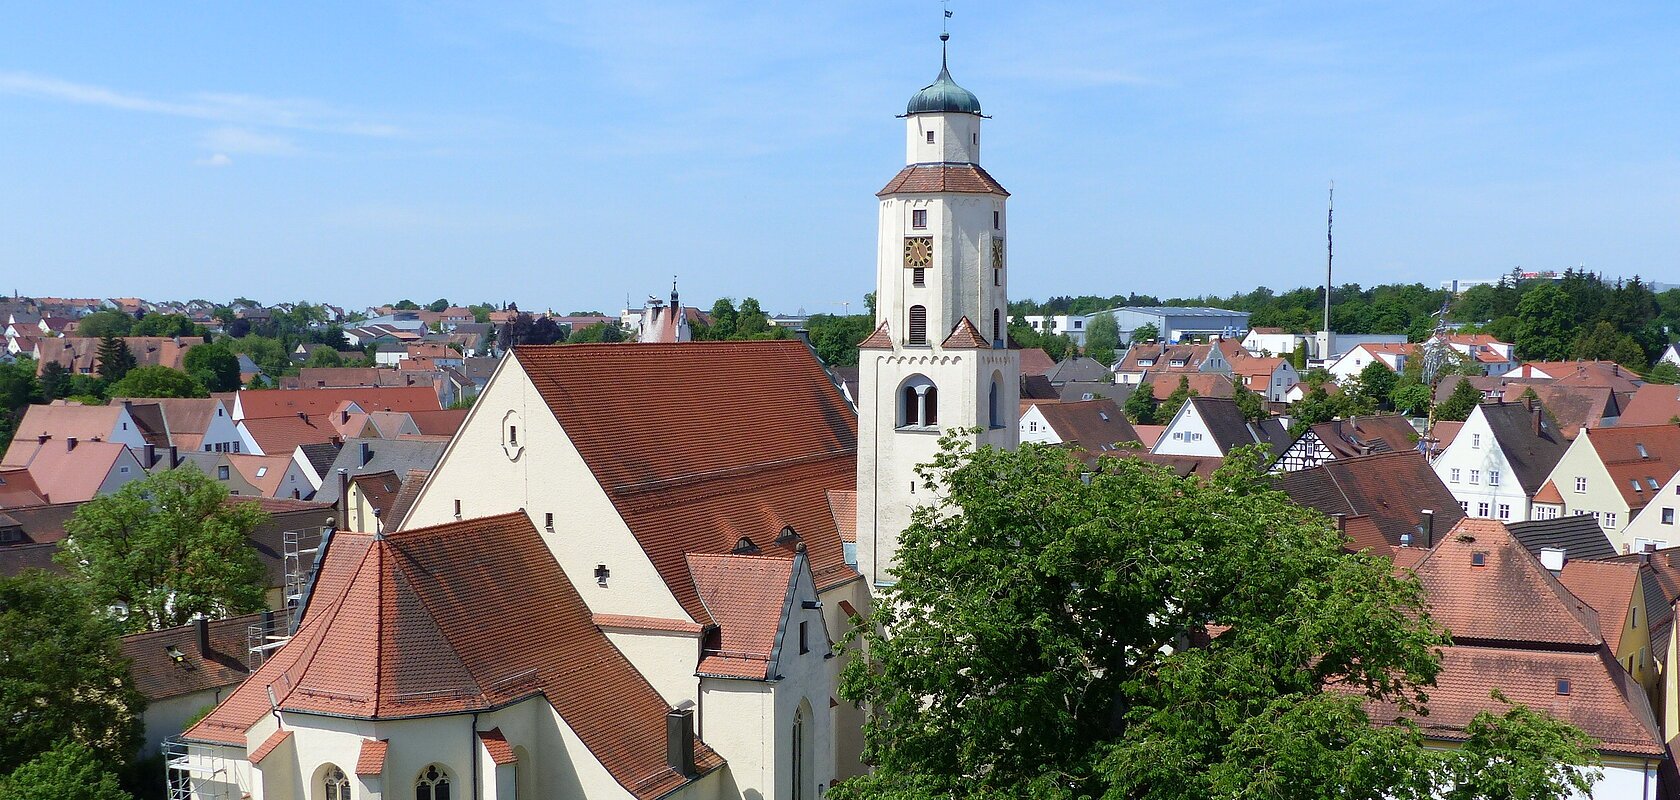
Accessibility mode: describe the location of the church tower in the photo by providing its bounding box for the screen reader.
[856,34,1020,588]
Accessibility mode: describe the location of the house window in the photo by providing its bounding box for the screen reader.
[509,425,518,446]
[972,132,978,144]
[1471,433,1481,449]
[899,376,939,428]
[912,209,927,229]
[792,706,809,800]
[217,466,229,480]
[545,512,554,531]
[799,620,810,655]
[454,499,462,518]
[324,766,351,800]
[204,444,212,452]
[233,442,240,453]
[1498,504,1510,520]
[1606,512,1618,528]
[119,466,129,474]
[1664,508,1674,525]
[926,130,935,143]
[1575,477,1587,493]
[1488,470,1500,487]
[907,305,928,345]
[1477,502,1490,517]
[994,268,1000,287]
[1469,470,1480,485]
[415,764,452,800]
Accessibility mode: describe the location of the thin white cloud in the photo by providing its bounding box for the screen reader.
[0,71,404,137]
[195,153,233,168]
[201,127,300,156]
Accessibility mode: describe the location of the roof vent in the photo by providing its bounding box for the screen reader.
[1539,547,1566,573]
[1470,552,1487,567]
[1556,679,1571,696]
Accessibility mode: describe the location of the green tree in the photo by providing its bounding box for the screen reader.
[427,298,451,312]
[1513,284,1576,360]
[1156,375,1195,423]
[183,343,242,392]
[735,298,772,338]
[1354,360,1398,411]
[227,335,288,379]
[704,299,738,340]
[393,299,420,311]
[1232,382,1266,422]
[566,323,626,344]
[95,335,136,383]
[0,740,133,800]
[1570,321,1646,368]
[806,313,875,367]
[104,366,206,399]
[1124,381,1158,425]
[1289,386,1343,434]
[0,571,144,775]
[38,361,71,400]
[304,347,345,368]
[1435,377,1484,422]
[1648,361,1680,385]
[1127,321,1160,345]
[75,311,135,339]
[1085,312,1121,365]
[1391,380,1433,417]
[836,439,1598,800]
[131,313,200,338]
[58,468,267,632]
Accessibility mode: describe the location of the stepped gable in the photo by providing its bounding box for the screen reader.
[186,512,722,799]
[513,342,859,626]
[1408,519,1601,648]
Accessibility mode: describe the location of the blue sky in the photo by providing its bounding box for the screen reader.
[3,2,1677,315]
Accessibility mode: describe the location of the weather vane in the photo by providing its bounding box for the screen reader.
[942,0,952,35]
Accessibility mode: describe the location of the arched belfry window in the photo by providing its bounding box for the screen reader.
[989,376,1002,429]
[899,376,938,429]
[416,764,453,800]
[908,305,928,345]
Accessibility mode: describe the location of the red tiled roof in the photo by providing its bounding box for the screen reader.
[355,739,387,776]
[1273,451,1464,551]
[249,729,292,764]
[1364,644,1663,757]
[0,438,131,505]
[1017,348,1056,377]
[350,471,403,523]
[1149,373,1234,401]
[1534,480,1564,505]
[119,613,261,701]
[1032,399,1139,451]
[1408,519,1601,648]
[479,728,517,766]
[877,163,1009,197]
[238,414,340,455]
[408,409,468,437]
[826,489,857,545]
[187,512,722,799]
[1616,384,1680,426]
[513,342,859,625]
[940,317,991,349]
[857,321,893,350]
[237,387,441,420]
[1558,559,1642,655]
[1582,425,1680,513]
[688,552,798,680]
[592,614,704,635]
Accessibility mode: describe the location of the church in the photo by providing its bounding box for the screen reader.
[173,33,1017,800]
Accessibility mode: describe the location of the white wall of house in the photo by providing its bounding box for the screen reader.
[1432,405,1535,522]
[1327,346,1404,381]
[1242,331,1300,356]
[1621,471,1680,552]
[1150,401,1226,457]
[198,402,243,453]
[1018,405,1061,445]
[1547,431,1636,553]
[102,447,148,496]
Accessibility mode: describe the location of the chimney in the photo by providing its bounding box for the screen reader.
[359,442,371,467]
[337,468,350,530]
[167,445,178,468]
[1532,405,1542,436]
[1420,509,1435,549]
[66,436,77,452]
[1539,547,1566,573]
[194,614,210,656]
[665,708,697,777]
[1331,513,1346,534]
[144,443,156,468]
[341,410,349,425]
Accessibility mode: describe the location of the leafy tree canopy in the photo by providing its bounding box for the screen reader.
[0,739,134,800]
[1084,312,1121,365]
[75,311,136,339]
[183,342,243,393]
[105,365,207,399]
[58,468,268,632]
[0,571,143,775]
[837,439,1598,800]
[1123,380,1158,425]
[1435,377,1485,422]
[1648,360,1680,385]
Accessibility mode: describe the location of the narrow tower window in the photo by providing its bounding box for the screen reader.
[926,130,935,143]
[913,268,925,287]
[912,209,927,229]
[992,309,1001,343]
[993,210,1000,229]
[908,305,928,345]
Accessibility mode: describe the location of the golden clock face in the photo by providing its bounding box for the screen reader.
[992,238,1005,269]
[904,236,933,268]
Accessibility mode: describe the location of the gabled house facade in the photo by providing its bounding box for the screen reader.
[1543,425,1680,554]
[1150,396,1288,459]
[1271,415,1418,473]
[1433,400,1568,523]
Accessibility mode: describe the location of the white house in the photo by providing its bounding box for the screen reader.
[1432,401,1568,523]
[1326,343,1415,381]
[1431,333,1518,377]
[1241,327,1301,356]
[1150,396,1289,458]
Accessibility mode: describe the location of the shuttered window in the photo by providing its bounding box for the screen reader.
[908,305,928,345]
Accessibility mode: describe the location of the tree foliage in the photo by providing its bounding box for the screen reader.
[105,366,206,399]
[836,439,1598,800]
[1435,377,1485,422]
[58,468,268,632]
[184,342,242,392]
[1156,375,1195,423]
[1512,284,1577,361]
[95,335,136,383]
[1084,312,1121,365]
[1123,381,1158,425]
[1648,361,1680,385]
[75,311,136,339]
[0,571,143,776]
[1232,382,1266,422]
[0,739,134,800]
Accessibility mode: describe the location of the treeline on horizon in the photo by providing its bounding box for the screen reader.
[1009,268,1680,368]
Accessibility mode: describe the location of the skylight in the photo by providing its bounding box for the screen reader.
[1638,443,1650,458]
[255,467,268,478]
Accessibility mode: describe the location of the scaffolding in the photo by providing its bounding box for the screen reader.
[164,737,237,800]
[246,525,329,668]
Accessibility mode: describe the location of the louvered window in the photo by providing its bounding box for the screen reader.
[908,305,928,345]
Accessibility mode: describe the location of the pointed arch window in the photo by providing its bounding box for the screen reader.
[323,766,350,800]
[989,379,1001,429]
[908,305,928,345]
[416,764,453,800]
